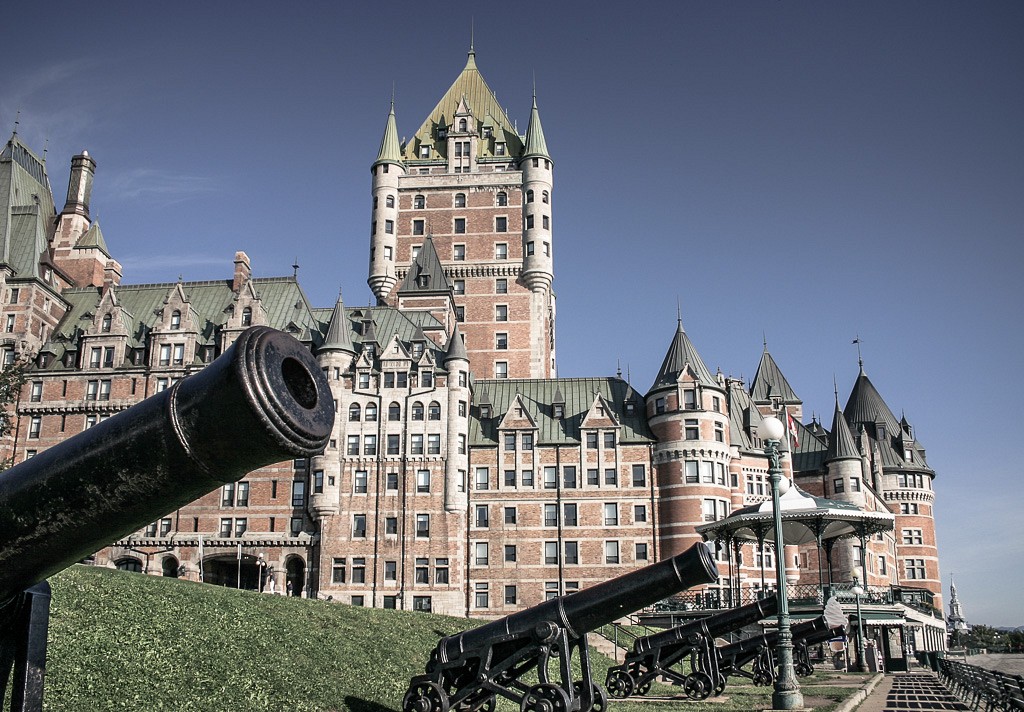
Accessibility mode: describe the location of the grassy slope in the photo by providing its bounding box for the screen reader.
[38,566,864,711]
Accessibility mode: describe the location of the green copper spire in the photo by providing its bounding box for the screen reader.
[522,92,551,161]
[373,100,404,168]
[321,289,355,354]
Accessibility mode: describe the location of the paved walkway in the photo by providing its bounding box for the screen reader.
[851,672,970,712]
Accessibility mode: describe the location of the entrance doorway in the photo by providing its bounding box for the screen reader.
[286,557,305,597]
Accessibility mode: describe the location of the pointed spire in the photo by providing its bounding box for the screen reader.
[521,90,551,161]
[825,401,860,463]
[321,290,355,354]
[397,236,452,294]
[750,348,800,404]
[444,323,469,363]
[374,99,404,168]
[360,307,378,344]
[649,319,716,393]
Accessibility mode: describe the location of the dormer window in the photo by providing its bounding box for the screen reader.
[553,404,564,419]
[170,311,181,330]
[625,402,635,415]
[458,118,467,132]
[419,145,430,158]
[683,389,697,409]
[480,404,491,419]
[242,307,252,326]
[482,126,492,138]
[878,425,887,441]
[495,142,506,156]
[417,274,430,288]
[101,314,112,333]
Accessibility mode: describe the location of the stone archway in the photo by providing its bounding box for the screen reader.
[203,554,263,590]
[162,555,179,578]
[115,557,142,573]
[285,556,305,597]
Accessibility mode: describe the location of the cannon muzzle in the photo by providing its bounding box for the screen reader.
[633,594,779,654]
[0,326,334,603]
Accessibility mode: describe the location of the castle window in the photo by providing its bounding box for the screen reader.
[563,467,578,488]
[496,305,508,321]
[636,543,649,561]
[292,480,306,507]
[454,193,466,208]
[98,380,111,401]
[683,389,697,409]
[417,470,431,494]
[354,470,368,493]
[382,164,389,173]
[29,416,41,439]
[632,465,646,487]
[605,541,620,564]
[454,218,466,234]
[604,432,616,448]
[833,478,845,493]
[715,424,724,442]
[413,219,425,235]
[458,119,467,132]
[455,306,465,322]
[365,402,378,421]
[522,433,533,450]
[172,344,184,366]
[411,245,420,260]
[685,460,699,483]
[495,278,507,294]
[353,514,367,538]
[684,419,699,440]
[634,504,647,522]
[474,542,488,565]
[587,432,598,449]
[495,361,508,379]
[495,243,508,260]
[526,215,534,229]
[170,311,181,330]
[412,402,424,420]
[453,280,465,295]
[419,145,429,158]
[414,194,425,209]
[475,467,489,490]
[904,559,926,579]
[496,192,507,206]
[428,401,441,420]
[101,314,112,332]
[543,215,550,230]
[533,158,540,168]
[388,402,401,420]
[851,477,861,491]
[495,142,506,156]
[385,219,394,234]
[542,190,549,204]
[553,403,564,419]
[496,332,507,350]
[158,344,171,367]
[526,190,534,203]
[526,242,535,256]
[9,288,19,303]
[454,244,466,261]
[386,195,395,208]
[604,503,619,526]
[349,403,361,421]
[416,274,430,288]
[495,216,507,232]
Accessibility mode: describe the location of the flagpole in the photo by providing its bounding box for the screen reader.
[237,542,242,590]
[198,534,204,583]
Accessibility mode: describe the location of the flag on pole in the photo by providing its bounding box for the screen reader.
[786,408,800,449]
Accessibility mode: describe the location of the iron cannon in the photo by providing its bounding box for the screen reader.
[605,594,779,700]
[0,326,335,711]
[403,542,718,712]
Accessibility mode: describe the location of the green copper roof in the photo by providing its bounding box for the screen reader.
[402,51,524,161]
[374,101,404,168]
[397,236,451,295]
[77,220,110,256]
[521,94,551,161]
[750,348,801,404]
[1,135,56,276]
[470,377,653,446]
[649,320,718,393]
[825,402,860,463]
[320,290,355,353]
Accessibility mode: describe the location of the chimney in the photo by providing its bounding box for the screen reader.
[102,259,122,295]
[233,251,251,292]
[62,151,97,219]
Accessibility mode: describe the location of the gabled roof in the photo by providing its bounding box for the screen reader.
[750,348,801,404]
[397,236,451,295]
[470,378,653,446]
[496,393,538,431]
[402,50,524,161]
[649,320,717,393]
[1,135,56,278]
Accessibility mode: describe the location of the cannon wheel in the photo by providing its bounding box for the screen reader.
[752,671,773,687]
[573,681,609,712]
[713,674,727,697]
[605,669,634,699]
[521,683,571,712]
[403,681,450,712]
[635,679,653,696]
[683,672,713,700]
[796,662,813,677]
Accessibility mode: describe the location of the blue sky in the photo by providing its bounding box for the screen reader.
[3,2,1022,625]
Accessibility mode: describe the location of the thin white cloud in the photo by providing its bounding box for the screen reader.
[107,168,219,205]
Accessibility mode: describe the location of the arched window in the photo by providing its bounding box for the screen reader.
[458,118,467,132]
[526,189,534,204]
[386,195,395,208]
[349,403,361,422]
[116,557,143,573]
[428,401,441,420]
[412,402,424,421]
[388,402,401,421]
[170,310,181,330]
[414,195,425,209]
[496,192,507,206]
[242,307,253,326]
[162,556,180,578]
[365,402,378,421]
[101,313,112,333]
[542,190,550,204]
[454,193,466,208]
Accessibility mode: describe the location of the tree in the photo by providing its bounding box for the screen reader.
[0,357,28,470]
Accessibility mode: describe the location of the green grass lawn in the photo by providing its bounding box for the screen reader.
[19,565,870,711]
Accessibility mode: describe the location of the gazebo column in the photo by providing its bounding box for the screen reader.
[823,539,836,594]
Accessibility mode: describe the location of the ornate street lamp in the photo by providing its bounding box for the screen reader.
[762,415,803,710]
[851,566,868,672]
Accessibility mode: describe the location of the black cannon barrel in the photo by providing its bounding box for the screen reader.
[0,326,334,603]
[633,594,779,654]
[717,598,848,658]
[437,542,717,664]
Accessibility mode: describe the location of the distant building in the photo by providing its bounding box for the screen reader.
[0,48,946,656]
[948,575,969,645]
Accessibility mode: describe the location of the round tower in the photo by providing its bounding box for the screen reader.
[443,325,470,513]
[519,94,553,294]
[369,102,405,302]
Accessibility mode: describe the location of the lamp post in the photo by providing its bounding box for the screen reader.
[762,415,803,710]
[851,566,868,672]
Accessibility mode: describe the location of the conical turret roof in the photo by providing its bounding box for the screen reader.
[78,220,111,256]
[444,323,468,363]
[397,236,451,294]
[750,348,800,404]
[649,320,717,393]
[374,100,404,168]
[320,290,355,353]
[844,367,900,435]
[825,401,860,463]
[521,94,551,161]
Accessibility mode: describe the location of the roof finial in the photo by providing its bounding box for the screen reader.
[391,82,395,112]
[533,71,537,103]
[763,331,768,351]
[13,110,20,136]
[626,363,632,384]
[676,297,682,328]
[293,257,300,278]
[43,138,49,162]
[616,359,622,379]
[852,335,863,370]
[469,17,475,56]
[833,374,840,405]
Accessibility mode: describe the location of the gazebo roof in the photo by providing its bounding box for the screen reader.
[695,484,894,546]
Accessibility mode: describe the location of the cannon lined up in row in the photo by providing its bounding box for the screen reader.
[402,542,719,712]
[714,597,848,690]
[0,327,335,712]
[604,595,779,700]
